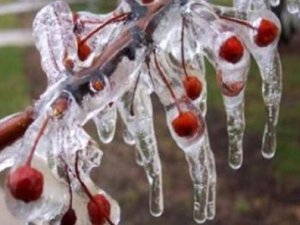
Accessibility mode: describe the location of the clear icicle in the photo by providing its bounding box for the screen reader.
[117,90,137,146]
[149,51,208,222]
[216,53,248,169]
[223,96,246,169]
[243,8,282,158]
[205,133,216,220]
[117,75,164,216]
[185,144,209,224]
[258,53,282,158]
[192,57,216,220]
[187,2,251,168]
[93,104,117,144]
[187,40,216,219]
[208,2,281,161]
[131,91,163,217]
[192,54,216,220]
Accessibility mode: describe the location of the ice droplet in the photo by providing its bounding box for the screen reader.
[93,104,117,144]
[269,0,281,7]
[287,0,300,14]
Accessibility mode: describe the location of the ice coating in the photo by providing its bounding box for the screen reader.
[33,1,77,85]
[249,1,282,159]
[0,0,289,224]
[187,3,251,168]
[147,46,212,222]
[154,14,217,221]
[210,1,282,160]
[4,113,66,223]
[0,112,25,171]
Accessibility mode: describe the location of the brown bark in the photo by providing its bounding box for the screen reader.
[0,107,35,151]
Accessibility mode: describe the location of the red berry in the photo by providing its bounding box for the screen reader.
[216,72,245,97]
[183,76,203,100]
[87,194,111,225]
[61,208,77,225]
[254,19,278,47]
[7,166,44,203]
[219,36,244,64]
[77,38,91,61]
[172,111,201,137]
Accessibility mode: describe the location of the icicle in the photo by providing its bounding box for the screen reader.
[185,144,209,224]
[130,91,163,216]
[243,10,282,158]
[93,104,117,144]
[185,23,217,220]
[223,96,245,168]
[117,72,164,216]
[209,2,282,160]
[257,53,282,158]
[187,4,251,168]
[205,133,216,220]
[149,46,209,222]
[117,90,137,146]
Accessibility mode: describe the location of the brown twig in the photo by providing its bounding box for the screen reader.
[0,107,35,151]
[0,0,173,150]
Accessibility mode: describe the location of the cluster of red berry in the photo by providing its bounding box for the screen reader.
[0,0,280,224]
[171,16,278,139]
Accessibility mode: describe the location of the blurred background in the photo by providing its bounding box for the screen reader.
[0,0,300,224]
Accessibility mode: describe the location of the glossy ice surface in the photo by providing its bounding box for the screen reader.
[0,0,286,224]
